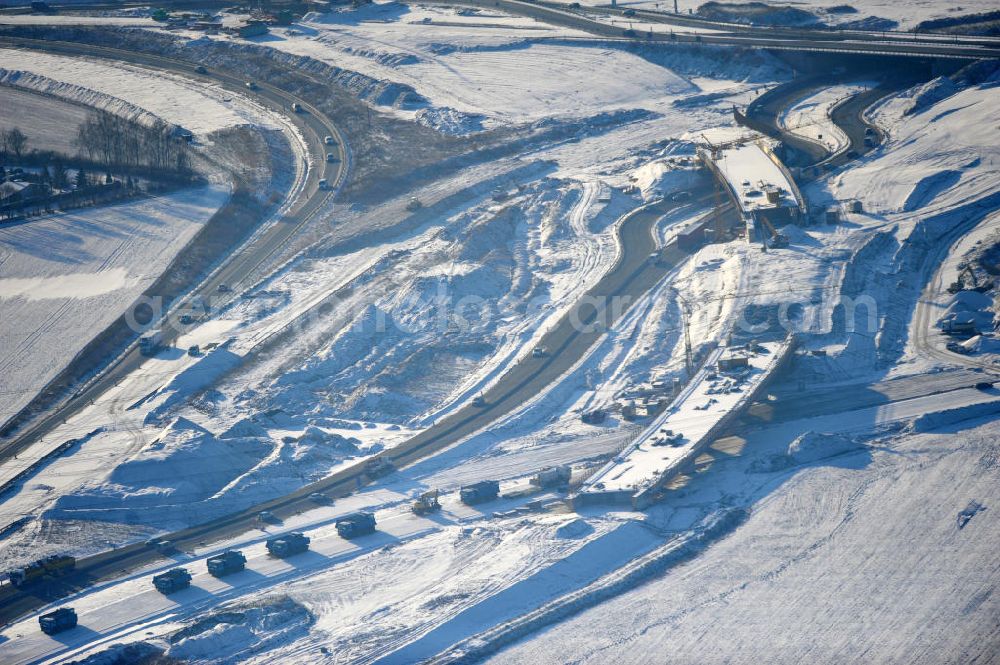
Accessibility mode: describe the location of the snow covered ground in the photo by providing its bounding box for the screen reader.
[0,11,794,546]
[226,1,782,132]
[0,185,230,432]
[573,0,1000,31]
[3,8,998,664]
[0,47,284,137]
[0,86,91,154]
[488,406,1000,664]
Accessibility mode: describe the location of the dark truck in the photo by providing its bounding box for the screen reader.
[266,532,310,558]
[206,550,246,577]
[152,568,192,594]
[336,512,377,539]
[39,607,77,635]
[460,480,500,505]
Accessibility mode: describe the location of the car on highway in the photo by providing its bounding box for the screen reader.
[318,178,329,190]
[194,65,207,74]
[326,153,339,163]
[975,381,994,391]
[217,283,232,293]
[258,510,280,524]
[179,313,195,325]
[623,8,636,16]
[324,135,336,145]
[623,29,637,37]
[532,346,548,358]
[145,538,174,553]
[309,492,331,504]
[246,80,257,90]
[188,345,201,357]
[291,102,303,113]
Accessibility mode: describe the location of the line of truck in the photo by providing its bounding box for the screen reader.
[25,468,574,636]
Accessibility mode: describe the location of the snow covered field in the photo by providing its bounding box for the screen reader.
[489,409,1000,664]
[0,47,283,137]
[0,185,230,431]
[0,86,91,154]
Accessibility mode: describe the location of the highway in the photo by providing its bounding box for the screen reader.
[401,0,1000,60]
[0,37,347,471]
[0,485,561,665]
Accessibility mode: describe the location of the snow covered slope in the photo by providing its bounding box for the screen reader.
[0,185,230,431]
[488,411,1000,664]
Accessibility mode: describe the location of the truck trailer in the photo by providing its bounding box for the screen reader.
[336,512,377,539]
[266,532,310,558]
[10,554,75,587]
[139,329,165,355]
[153,568,192,594]
[39,608,77,635]
[460,480,500,505]
[206,550,246,577]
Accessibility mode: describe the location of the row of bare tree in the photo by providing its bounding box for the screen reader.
[74,111,191,173]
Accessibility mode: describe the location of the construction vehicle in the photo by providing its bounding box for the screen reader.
[39,608,77,635]
[948,265,980,294]
[364,457,395,479]
[138,329,165,355]
[152,568,192,594]
[460,480,500,505]
[757,214,788,249]
[206,550,246,578]
[411,490,441,516]
[530,465,571,488]
[266,532,310,558]
[336,512,377,539]
[10,554,76,587]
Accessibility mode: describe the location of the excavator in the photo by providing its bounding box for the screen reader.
[411,489,441,516]
[948,264,979,294]
[756,213,789,250]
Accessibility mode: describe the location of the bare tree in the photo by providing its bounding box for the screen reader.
[4,127,28,160]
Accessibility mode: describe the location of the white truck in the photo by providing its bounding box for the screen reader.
[139,329,165,355]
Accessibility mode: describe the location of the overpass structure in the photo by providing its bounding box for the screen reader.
[699,141,805,246]
[575,338,794,509]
